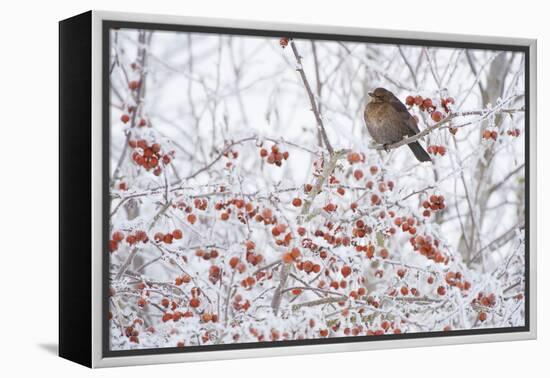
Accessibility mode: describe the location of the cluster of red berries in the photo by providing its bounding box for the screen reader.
[174,200,193,214]
[189,287,202,308]
[232,294,251,311]
[329,279,350,290]
[120,114,147,127]
[473,292,496,308]
[215,198,256,224]
[440,97,455,113]
[223,149,239,159]
[125,230,149,245]
[244,240,264,266]
[109,232,124,252]
[195,248,219,261]
[410,234,447,263]
[406,95,436,112]
[129,139,173,176]
[228,256,247,273]
[368,321,401,335]
[194,198,208,211]
[421,194,446,217]
[300,237,320,253]
[120,83,148,126]
[351,165,380,182]
[254,207,276,226]
[444,271,472,291]
[109,230,149,252]
[153,229,183,244]
[378,180,395,192]
[507,128,521,137]
[271,223,287,237]
[272,224,293,247]
[314,226,352,249]
[405,95,453,122]
[279,37,289,48]
[427,145,447,156]
[223,149,239,169]
[240,275,257,289]
[473,293,496,322]
[160,298,177,309]
[355,244,377,259]
[352,219,373,238]
[394,216,418,235]
[296,260,322,274]
[348,287,367,300]
[160,298,178,310]
[482,129,498,141]
[209,265,221,284]
[201,312,219,323]
[393,285,420,297]
[161,310,193,323]
[124,324,141,343]
[174,274,192,286]
[259,144,289,166]
[282,247,302,264]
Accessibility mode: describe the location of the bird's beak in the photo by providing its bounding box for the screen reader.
[368,92,374,97]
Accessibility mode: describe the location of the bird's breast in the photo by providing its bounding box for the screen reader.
[365,103,392,143]
[365,102,411,145]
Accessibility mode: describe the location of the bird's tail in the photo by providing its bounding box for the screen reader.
[408,141,432,162]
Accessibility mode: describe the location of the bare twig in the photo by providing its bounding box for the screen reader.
[290,40,334,155]
[292,296,348,310]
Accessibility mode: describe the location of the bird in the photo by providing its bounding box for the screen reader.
[364,87,431,162]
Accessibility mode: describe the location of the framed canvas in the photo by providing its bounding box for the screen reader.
[59,10,537,368]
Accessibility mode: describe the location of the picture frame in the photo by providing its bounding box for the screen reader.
[59,10,537,368]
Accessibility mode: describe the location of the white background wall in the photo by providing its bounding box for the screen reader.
[0,0,545,376]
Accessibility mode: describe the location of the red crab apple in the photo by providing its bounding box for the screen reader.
[172,229,183,240]
[128,80,140,90]
[292,198,302,207]
[431,111,443,122]
[189,298,200,308]
[341,265,352,277]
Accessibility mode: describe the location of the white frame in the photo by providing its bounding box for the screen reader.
[90,10,537,368]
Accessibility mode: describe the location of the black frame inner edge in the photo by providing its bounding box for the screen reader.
[102,19,530,358]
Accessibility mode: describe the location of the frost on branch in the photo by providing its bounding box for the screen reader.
[107,30,526,350]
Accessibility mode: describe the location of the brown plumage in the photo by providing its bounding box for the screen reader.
[364,87,431,162]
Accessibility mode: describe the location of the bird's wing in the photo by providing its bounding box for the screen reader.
[389,99,421,135]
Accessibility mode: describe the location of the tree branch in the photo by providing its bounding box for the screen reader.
[368,106,524,152]
[290,40,334,155]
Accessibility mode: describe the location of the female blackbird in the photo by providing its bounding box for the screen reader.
[364,87,431,162]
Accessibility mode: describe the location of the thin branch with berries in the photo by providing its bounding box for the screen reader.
[369,102,524,152]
